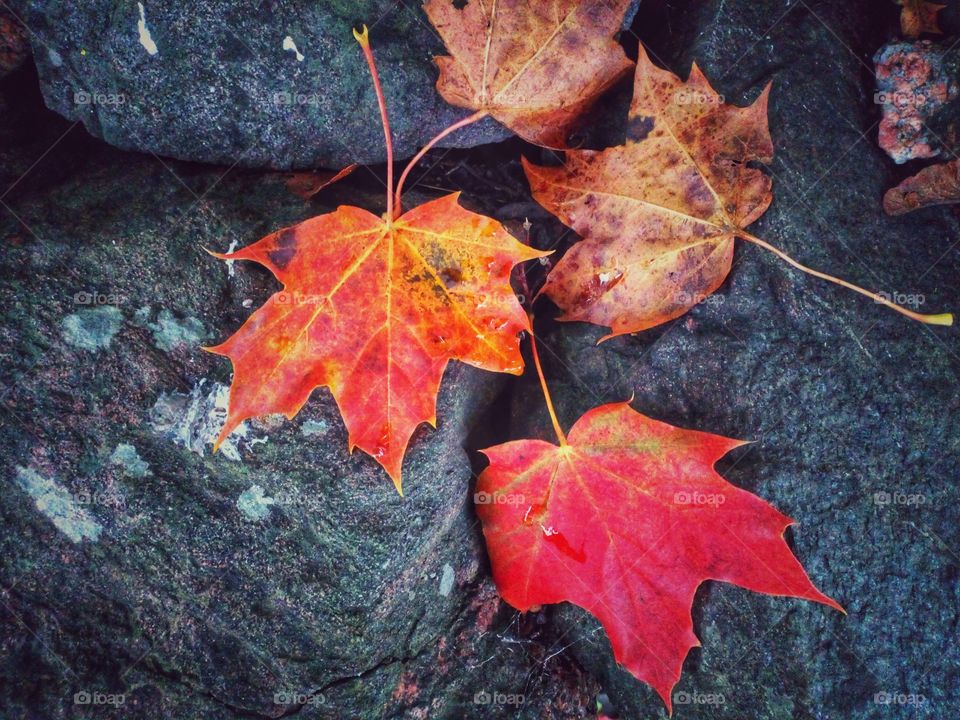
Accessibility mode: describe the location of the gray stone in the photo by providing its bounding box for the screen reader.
[504,1,960,718]
[9,0,513,169]
[0,115,596,719]
[9,0,633,170]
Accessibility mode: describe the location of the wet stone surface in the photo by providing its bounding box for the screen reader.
[0,75,596,720]
[1,1,959,719]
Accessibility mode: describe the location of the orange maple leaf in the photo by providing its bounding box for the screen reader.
[207,27,546,492]
[525,46,951,336]
[423,0,635,147]
[477,400,842,711]
[209,196,543,492]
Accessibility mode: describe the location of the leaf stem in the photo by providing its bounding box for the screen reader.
[354,25,394,222]
[736,230,954,326]
[528,324,568,447]
[394,110,488,217]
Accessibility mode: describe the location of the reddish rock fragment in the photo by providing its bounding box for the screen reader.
[874,41,960,164]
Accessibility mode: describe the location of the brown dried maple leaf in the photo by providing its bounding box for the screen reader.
[884,157,960,215]
[525,46,952,336]
[423,0,635,147]
[524,45,773,339]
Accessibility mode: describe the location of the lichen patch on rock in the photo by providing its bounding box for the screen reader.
[13,467,103,543]
[62,306,123,352]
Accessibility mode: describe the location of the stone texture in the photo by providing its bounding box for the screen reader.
[8,0,511,169]
[8,0,637,170]
[0,72,596,719]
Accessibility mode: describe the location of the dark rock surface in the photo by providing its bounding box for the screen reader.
[2,1,959,719]
[5,0,639,170]
[0,6,29,78]
[0,71,597,719]
[6,0,510,169]
[506,0,960,718]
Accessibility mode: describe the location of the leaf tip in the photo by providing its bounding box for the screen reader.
[203,246,229,260]
[520,155,550,180]
[596,328,627,344]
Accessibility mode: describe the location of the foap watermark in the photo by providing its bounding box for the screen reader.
[675,290,724,306]
[72,489,125,508]
[273,690,326,706]
[74,290,127,306]
[873,491,927,507]
[873,90,931,109]
[673,690,726,706]
[474,291,526,307]
[272,292,327,306]
[874,691,926,706]
[674,89,724,106]
[74,690,125,706]
[875,290,925,309]
[271,488,323,512]
[474,491,525,506]
[674,491,725,506]
[473,690,525,706]
[273,91,322,107]
[74,90,126,107]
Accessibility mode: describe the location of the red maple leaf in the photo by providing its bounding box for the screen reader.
[477,400,842,710]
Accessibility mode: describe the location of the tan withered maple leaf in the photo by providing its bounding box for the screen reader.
[884,157,960,215]
[524,45,773,339]
[477,400,842,711]
[207,27,546,492]
[525,46,952,337]
[423,0,634,147]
